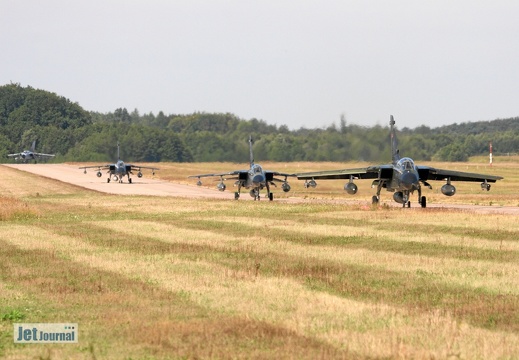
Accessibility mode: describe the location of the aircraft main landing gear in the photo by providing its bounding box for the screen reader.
[372,181,384,205]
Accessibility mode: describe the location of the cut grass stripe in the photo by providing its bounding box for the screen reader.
[0,240,350,359]
[37,221,519,332]
[171,218,519,263]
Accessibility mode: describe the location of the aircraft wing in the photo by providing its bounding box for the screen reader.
[33,153,55,158]
[79,165,111,170]
[188,170,245,178]
[265,171,296,182]
[7,153,21,158]
[128,165,160,171]
[296,166,388,180]
[417,166,503,183]
[266,171,296,177]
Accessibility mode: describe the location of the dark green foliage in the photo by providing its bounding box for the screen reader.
[0,84,192,163]
[0,84,93,159]
[1,83,519,163]
[65,123,193,162]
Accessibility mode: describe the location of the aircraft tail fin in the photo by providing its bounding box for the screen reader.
[117,142,120,160]
[248,135,254,166]
[30,140,36,152]
[390,115,400,163]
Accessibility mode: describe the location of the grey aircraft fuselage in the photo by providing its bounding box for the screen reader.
[13,150,38,162]
[107,159,148,183]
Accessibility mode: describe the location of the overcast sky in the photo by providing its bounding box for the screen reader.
[2,1,519,129]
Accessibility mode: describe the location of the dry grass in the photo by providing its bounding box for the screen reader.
[1,159,518,359]
[0,197,39,221]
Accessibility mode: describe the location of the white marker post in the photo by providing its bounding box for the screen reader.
[489,141,493,167]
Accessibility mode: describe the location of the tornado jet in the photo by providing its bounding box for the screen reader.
[296,116,503,207]
[189,136,295,201]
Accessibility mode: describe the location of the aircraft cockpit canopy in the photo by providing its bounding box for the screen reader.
[397,157,416,171]
[117,160,125,167]
[252,164,263,174]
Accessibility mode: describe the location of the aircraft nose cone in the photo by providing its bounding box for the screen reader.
[401,172,418,190]
[252,174,265,184]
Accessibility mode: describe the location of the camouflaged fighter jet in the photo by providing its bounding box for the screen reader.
[7,140,55,163]
[79,143,159,183]
[296,115,503,208]
[189,136,295,201]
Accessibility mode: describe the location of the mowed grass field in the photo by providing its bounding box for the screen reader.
[1,159,518,359]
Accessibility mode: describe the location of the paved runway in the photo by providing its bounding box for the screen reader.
[4,164,230,199]
[5,163,519,214]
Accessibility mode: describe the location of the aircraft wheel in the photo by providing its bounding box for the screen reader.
[269,193,274,201]
[421,196,427,208]
[234,192,240,200]
[372,196,379,205]
[107,178,110,183]
[407,201,411,208]
[129,178,132,184]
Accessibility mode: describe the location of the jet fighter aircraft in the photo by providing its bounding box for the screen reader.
[296,116,503,208]
[189,136,295,201]
[7,141,55,163]
[79,143,159,183]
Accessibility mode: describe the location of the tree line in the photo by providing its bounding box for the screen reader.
[1,83,518,163]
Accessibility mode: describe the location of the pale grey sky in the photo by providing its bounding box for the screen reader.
[2,1,519,129]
